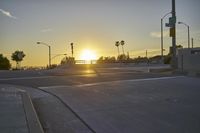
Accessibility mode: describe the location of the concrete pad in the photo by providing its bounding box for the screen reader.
[0,88,28,133]
[43,76,200,133]
[0,86,44,133]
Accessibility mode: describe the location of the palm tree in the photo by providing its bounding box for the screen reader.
[115,41,120,56]
[11,50,25,69]
[120,40,125,55]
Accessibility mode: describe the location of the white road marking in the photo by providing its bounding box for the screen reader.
[38,76,185,89]
[0,76,56,81]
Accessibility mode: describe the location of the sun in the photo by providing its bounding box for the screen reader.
[80,49,97,61]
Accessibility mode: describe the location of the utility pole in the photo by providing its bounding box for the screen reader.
[171,0,177,69]
[166,0,177,69]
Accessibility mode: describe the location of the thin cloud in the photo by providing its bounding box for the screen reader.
[150,31,168,38]
[41,28,53,33]
[0,9,17,19]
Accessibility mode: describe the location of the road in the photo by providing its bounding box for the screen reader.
[0,65,200,133]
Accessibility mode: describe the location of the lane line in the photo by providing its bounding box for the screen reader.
[38,76,185,89]
[0,76,56,81]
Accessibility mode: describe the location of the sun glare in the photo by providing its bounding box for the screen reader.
[80,49,97,61]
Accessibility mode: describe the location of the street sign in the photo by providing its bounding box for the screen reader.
[166,16,176,28]
[169,16,176,24]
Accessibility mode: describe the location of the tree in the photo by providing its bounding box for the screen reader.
[60,56,75,65]
[97,56,116,64]
[120,40,125,55]
[115,41,120,56]
[11,50,25,69]
[117,54,127,62]
[0,54,11,70]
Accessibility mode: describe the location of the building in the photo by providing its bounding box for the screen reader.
[177,48,200,72]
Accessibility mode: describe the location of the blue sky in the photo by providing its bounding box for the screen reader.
[0,0,200,66]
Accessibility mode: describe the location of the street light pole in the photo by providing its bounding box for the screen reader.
[49,46,51,67]
[188,26,190,48]
[178,22,190,48]
[37,42,51,68]
[161,12,171,63]
[191,38,194,48]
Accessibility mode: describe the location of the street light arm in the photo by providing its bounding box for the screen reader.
[178,22,189,27]
[178,21,190,48]
[161,12,172,20]
[37,42,50,47]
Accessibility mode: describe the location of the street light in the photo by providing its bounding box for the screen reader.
[178,21,190,48]
[36,42,51,68]
[161,12,171,63]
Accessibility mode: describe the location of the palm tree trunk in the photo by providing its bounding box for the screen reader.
[122,46,124,55]
[117,46,120,56]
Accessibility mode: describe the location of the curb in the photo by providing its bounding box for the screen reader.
[19,90,44,133]
[173,70,200,78]
[149,68,173,73]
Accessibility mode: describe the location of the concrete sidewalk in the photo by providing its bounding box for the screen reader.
[0,85,44,133]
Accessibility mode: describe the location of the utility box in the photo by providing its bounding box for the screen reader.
[177,48,200,72]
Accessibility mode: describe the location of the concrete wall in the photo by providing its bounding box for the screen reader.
[178,48,200,71]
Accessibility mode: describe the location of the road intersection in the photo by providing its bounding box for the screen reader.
[0,65,200,133]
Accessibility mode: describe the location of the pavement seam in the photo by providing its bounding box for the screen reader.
[36,87,96,133]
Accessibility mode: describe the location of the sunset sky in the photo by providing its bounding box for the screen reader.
[1,0,200,66]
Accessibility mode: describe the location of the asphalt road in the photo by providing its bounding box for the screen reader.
[0,66,172,88]
[0,65,200,133]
